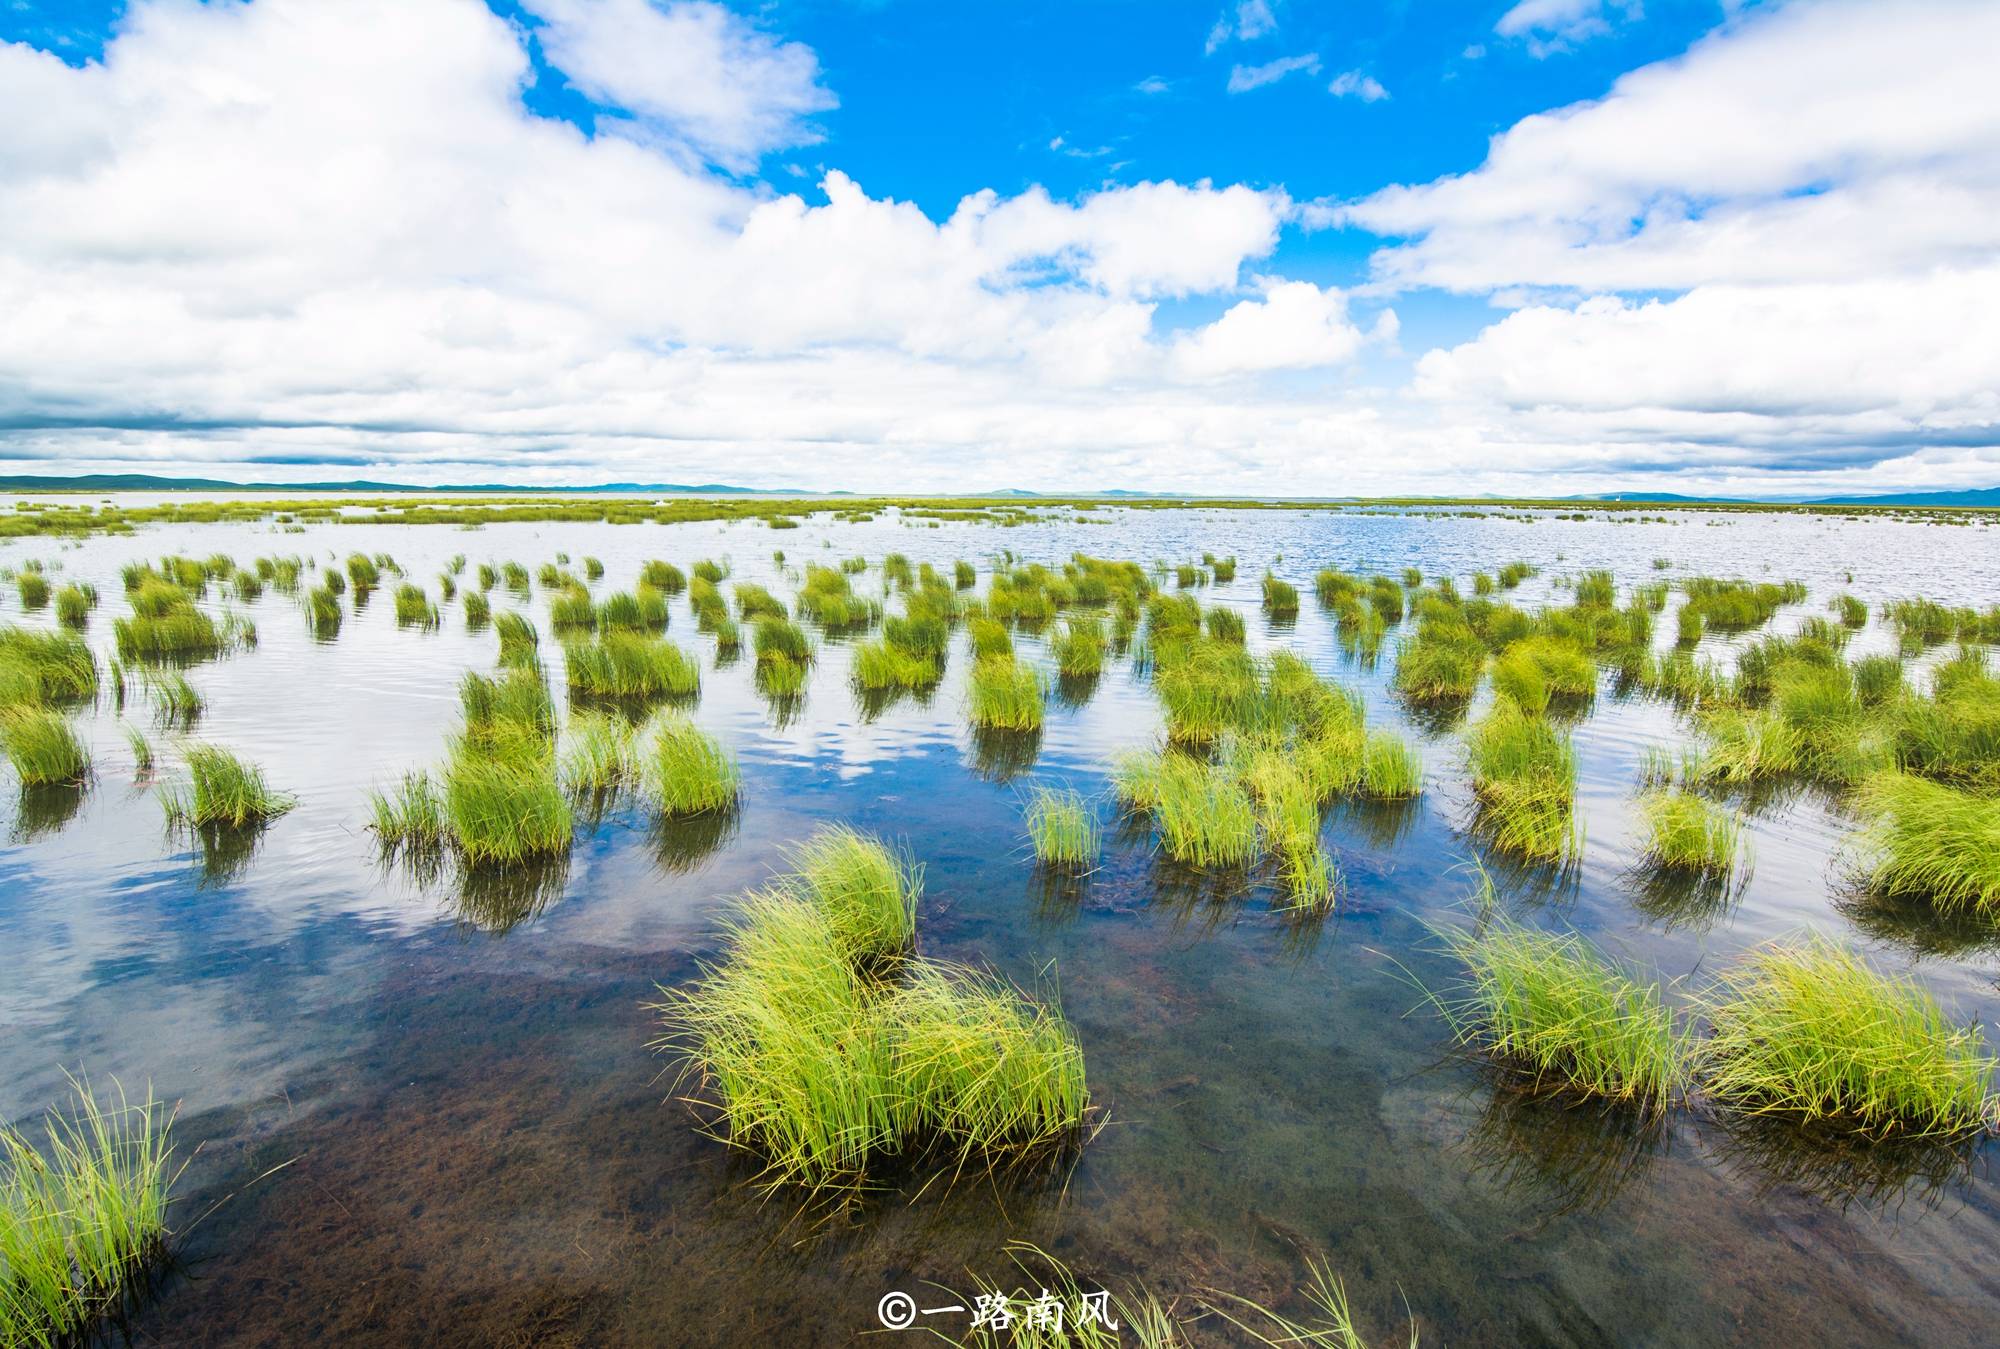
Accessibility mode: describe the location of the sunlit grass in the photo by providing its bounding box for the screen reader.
[1024,785,1099,869]
[0,706,89,785]
[1698,936,1996,1137]
[161,743,295,827]
[1154,754,1259,868]
[1430,914,1688,1113]
[367,770,447,853]
[0,1076,183,1348]
[493,610,539,667]
[1637,789,1745,878]
[852,639,939,691]
[0,625,98,705]
[564,632,702,700]
[645,715,740,817]
[393,582,439,630]
[968,655,1045,731]
[1465,699,1579,863]
[303,582,341,636]
[789,825,920,958]
[1854,772,2000,917]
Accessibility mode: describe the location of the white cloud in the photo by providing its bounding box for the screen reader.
[1227,53,1320,94]
[0,0,1993,498]
[1134,76,1171,96]
[1172,281,1379,379]
[522,0,833,172]
[1343,0,2000,293]
[1327,70,1389,102]
[1205,1,1277,55]
[1495,0,1642,53]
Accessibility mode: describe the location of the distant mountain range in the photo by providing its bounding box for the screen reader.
[0,473,1995,508]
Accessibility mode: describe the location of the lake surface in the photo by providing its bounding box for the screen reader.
[3,502,1999,1346]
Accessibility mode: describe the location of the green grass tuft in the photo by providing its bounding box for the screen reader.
[162,743,294,827]
[1431,914,1687,1113]
[1024,786,1099,869]
[1637,789,1745,878]
[968,655,1045,731]
[1854,772,2000,917]
[0,706,89,785]
[1698,937,1996,1137]
[1466,699,1580,862]
[645,716,740,817]
[0,1077,182,1347]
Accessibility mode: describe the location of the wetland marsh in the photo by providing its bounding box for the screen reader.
[4,495,2000,1346]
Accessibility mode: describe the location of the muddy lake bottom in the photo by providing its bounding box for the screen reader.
[4,503,2000,1346]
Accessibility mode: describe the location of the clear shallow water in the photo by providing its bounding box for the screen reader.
[2,504,1999,1346]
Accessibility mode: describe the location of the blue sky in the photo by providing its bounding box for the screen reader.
[0,0,1993,494]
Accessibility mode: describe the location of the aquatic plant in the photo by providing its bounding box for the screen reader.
[1853,773,2000,917]
[367,770,447,853]
[1262,573,1300,616]
[1431,915,1687,1113]
[0,706,89,785]
[1698,937,1996,1137]
[1465,699,1580,863]
[969,617,1013,660]
[459,664,557,747]
[1637,789,1745,878]
[303,583,341,636]
[54,583,94,628]
[1692,708,1800,784]
[393,583,439,630]
[1154,755,1259,868]
[563,633,701,700]
[547,586,597,631]
[145,670,202,725]
[640,560,686,594]
[493,610,538,667]
[968,656,1045,731]
[345,553,380,592]
[1392,615,1486,704]
[15,571,50,610]
[654,833,1084,1190]
[753,615,813,670]
[789,826,920,957]
[463,590,491,628]
[1024,786,1099,869]
[1051,618,1106,676]
[561,712,640,799]
[1358,730,1423,799]
[645,716,740,817]
[0,1077,182,1348]
[852,639,939,692]
[0,626,98,705]
[162,744,295,827]
[442,747,572,865]
[1203,606,1245,645]
[953,560,977,589]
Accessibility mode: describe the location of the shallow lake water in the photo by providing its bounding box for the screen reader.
[3,502,1999,1346]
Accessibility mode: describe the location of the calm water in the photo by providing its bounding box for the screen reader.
[3,503,1999,1347]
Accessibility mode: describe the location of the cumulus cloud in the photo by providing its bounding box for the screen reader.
[1227,53,1320,93]
[1172,281,1384,379]
[521,0,834,172]
[1343,0,2000,293]
[0,0,1993,497]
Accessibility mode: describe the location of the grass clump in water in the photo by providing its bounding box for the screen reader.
[852,639,939,692]
[653,828,1085,1190]
[1359,730,1424,799]
[393,583,439,630]
[0,707,89,785]
[1024,786,1099,869]
[442,745,571,865]
[303,583,341,636]
[1637,789,1745,878]
[1430,913,1688,1113]
[1261,573,1300,616]
[789,826,921,957]
[561,712,640,800]
[1853,772,2000,918]
[162,743,295,827]
[564,633,702,700]
[1698,936,1996,1137]
[493,611,539,667]
[1154,754,1259,868]
[368,770,448,853]
[645,716,740,817]
[968,656,1045,731]
[0,627,98,707]
[0,1077,183,1347]
[1393,614,1486,704]
[54,583,95,628]
[1465,699,1580,863]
